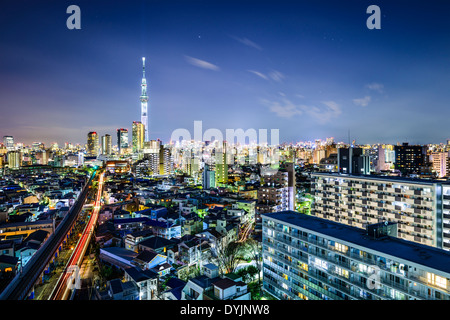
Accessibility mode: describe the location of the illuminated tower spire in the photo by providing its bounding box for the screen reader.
[140,57,149,141]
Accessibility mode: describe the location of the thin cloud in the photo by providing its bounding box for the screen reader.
[261,98,303,118]
[353,96,371,107]
[269,70,284,82]
[366,82,384,93]
[184,55,220,71]
[308,101,342,123]
[261,97,341,123]
[230,35,262,50]
[247,70,268,80]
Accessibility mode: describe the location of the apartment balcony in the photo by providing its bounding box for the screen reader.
[385,195,396,202]
[385,212,396,220]
[385,187,395,193]
[401,214,415,224]
[353,221,364,229]
[421,228,434,237]
[404,207,415,215]
[367,216,379,224]
[399,232,415,242]
[423,200,433,207]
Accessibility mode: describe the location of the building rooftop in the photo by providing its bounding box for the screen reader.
[139,236,176,250]
[191,275,221,289]
[135,250,158,263]
[124,266,158,282]
[100,247,138,262]
[262,211,450,274]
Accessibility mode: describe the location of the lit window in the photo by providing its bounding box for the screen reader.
[335,242,348,253]
[427,273,447,289]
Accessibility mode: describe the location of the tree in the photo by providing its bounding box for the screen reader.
[215,239,242,275]
[241,239,262,292]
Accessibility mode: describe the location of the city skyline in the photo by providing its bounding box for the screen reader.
[1,0,450,146]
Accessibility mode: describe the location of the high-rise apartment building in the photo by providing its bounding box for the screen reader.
[215,141,228,184]
[431,152,448,178]
[132,121,145,153]
[141,140,161,175]
[375,145,387,172]
[257,163,296,214]
[87,132,99,157]
[262,211,450,300]
[202,164,216,190]
[159,144,173,175]
[311,172,450,250]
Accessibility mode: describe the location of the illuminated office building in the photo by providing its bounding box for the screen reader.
[87,132,99,157]
[394,143,427,176]
[117,128,129,155]
[102,134,112,155]
[3,136,14,151]
[7,151,21,168]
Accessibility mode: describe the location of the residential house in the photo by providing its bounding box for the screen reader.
[123,266,159,300]
[138,236,176,255]
[124,229,154,252]
[204,277,250,300]
[132,250,167,271]
[106,278,139,300]
[162,277,186,300]
[178,236,211,266]
[181,263,221,300]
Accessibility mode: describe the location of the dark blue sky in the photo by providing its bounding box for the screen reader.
[1,0,450,146]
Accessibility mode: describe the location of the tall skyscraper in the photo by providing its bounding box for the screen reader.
[140,57,149,142]
[102,134,112,155]
[87,132,99,157]
[132,121,145,153]
[7,150,21,168]
[117,128,129,155]
[3,136,14,151]
[216,141,228,184]
[159,143,173,175]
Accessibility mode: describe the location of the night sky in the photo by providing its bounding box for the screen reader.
[1,0,450,146]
